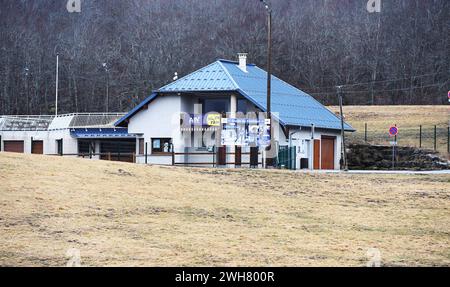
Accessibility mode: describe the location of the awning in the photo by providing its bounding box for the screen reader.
[70,128,135,139]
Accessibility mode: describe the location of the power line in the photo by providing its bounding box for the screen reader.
[308,71,448,91]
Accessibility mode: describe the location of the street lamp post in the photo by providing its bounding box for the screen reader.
[260,0,272,168]
[102,63,109,112]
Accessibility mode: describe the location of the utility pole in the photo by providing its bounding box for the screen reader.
[338,86,348,171]
[260,0,272,168]
[55,54,59,116]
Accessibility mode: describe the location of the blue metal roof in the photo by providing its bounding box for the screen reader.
[115,59,354,131]
[70,128,135,138]
[159,61,237,92]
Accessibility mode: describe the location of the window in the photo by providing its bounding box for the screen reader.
[151,138,172,154]
[138,138,145,155]
[78,141,90,154]
[202,98,229,114]
[237,99,247,113]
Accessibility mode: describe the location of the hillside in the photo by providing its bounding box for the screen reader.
[329,105,450,155]
[0,153,449,266]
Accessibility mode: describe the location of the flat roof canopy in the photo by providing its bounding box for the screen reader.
[70,128,135,139]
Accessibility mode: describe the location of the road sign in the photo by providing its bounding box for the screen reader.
[389,125,399,137]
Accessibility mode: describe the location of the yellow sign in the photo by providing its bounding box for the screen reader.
[207,114,221,126]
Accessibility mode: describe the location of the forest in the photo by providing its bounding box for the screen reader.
[0,0,448,115]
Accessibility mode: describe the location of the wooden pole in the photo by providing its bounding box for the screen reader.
[338,86,348,171]
[265,8,273,168]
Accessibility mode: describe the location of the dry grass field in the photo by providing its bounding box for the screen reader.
[1,152,449,267]
[329,105,450,155]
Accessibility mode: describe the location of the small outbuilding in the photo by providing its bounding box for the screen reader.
[0,113,136,162]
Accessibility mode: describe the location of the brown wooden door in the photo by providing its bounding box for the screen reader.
[218,146,226,165]
[31,141,44,154]
[4,141,24,153]
[321,136,335,170]
[235,146,242,167]
[313,140,321,169]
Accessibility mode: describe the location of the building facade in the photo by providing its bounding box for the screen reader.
[115,55,354,170]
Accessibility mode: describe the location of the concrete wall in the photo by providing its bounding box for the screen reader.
[0,129,78,155]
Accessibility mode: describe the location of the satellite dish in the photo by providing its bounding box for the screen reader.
[173,72,178,81]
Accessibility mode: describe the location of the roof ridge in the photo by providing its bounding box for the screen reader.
[217,60,240,90]
[158,61,221,92]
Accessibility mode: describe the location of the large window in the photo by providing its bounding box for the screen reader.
[151,138,172,154]
[202,98,229,114]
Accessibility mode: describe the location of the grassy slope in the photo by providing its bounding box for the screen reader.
[329,105,450,154]
[0,153,449,266]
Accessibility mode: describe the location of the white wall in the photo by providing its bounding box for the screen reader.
[128,94,181,164]
[0,129,78,155]
[125,94,343,169]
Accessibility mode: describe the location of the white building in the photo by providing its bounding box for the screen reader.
[1,55,354,170]
[0,113,136,162]
[114,54,354,170]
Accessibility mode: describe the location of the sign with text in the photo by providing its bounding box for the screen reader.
[221,118,270,147]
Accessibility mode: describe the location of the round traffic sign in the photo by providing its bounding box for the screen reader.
[389,125,398,137]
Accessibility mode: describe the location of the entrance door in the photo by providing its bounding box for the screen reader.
[321,136,335,170]
[235,146,241,167]
[4,141,24,153]
[313,140,320,169]
[31,140,44,154]
[218,146,226,166]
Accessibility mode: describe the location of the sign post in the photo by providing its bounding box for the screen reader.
[389,125,399,169]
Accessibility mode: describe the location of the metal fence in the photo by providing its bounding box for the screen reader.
[347,123,450,155]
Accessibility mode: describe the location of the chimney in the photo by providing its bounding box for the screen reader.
[238,53,248,72]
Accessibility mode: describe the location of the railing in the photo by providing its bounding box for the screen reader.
[51,152,136,163]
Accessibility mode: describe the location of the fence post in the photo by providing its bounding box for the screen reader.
[364,123,367,142]
[419,125,422,148]
[434,125,437,151]
[171,144,175,166]
[212,146,216,168]
[447,126,449,153]
[145,142,148,164]
[133,152,136,163]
